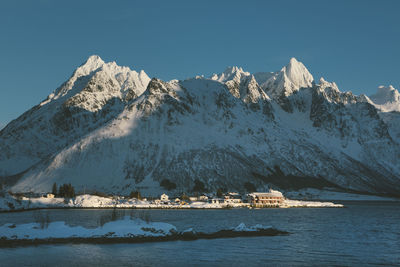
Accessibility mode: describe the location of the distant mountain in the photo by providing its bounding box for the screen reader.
[1,56,399,197]
[369,85,400,112]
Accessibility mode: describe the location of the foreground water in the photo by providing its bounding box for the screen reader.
[0,201,399,266]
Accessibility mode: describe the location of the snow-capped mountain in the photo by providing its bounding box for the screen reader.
[211,66,270,103]
[260,57,314,99]
[369,85,400,112]
[1,56,399,197]
[0,56,150,177]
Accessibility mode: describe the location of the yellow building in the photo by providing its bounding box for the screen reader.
[247,190,284,207]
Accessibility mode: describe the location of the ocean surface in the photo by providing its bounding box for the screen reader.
[0,201,399,266]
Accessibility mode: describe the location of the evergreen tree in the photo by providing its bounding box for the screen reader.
[129,191,141,200]
[52,183,57,196]
[216,188,224,198]
[58,183,75,198]
[68,183,75,198]
[181,193,190,202]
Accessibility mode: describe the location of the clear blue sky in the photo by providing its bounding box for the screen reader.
[1,0,399,128]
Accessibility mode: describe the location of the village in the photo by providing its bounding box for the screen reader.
[23,188,286,209]
[149,189,286,208]
[0,188,344,212]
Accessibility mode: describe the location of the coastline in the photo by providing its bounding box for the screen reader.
[0,194,344,213]
[0,219,289,247]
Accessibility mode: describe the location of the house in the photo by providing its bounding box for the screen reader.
[154,199,161,205]
[160,193,169,202]
[209,198,224,204]
[199,194,209,201]
[247,189,284,207]
[224,192,242,204]
[46,193,55,199]
[174,198,181,203]
[189,197,198,202]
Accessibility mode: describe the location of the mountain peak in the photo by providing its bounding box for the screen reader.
[40,55,151,107]
[318,77,339,92]
[261,58,314,98]
[211,66,250,83]
[283,57,313,83]
[369,85,400,112]
[86,55,104,64]
[224,66,244,74]
[378,85,396,94]
[76,55,106,76]
[370,85,399,104]
[289,57,299,65]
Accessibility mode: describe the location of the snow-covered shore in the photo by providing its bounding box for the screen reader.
[281,199,343,208]
[0,218,288,247]
[0,217,175,240]
[284,188,399,201]
[0,194,345,212]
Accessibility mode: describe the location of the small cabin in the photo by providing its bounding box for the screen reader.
[189,197,198,202]
[46,193,55,199]
[209,198,224,204]
[199,195,209,201]
[224,192,242,203]
[160,193,169,202]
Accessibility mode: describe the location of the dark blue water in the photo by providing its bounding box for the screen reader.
[0,201,399,266]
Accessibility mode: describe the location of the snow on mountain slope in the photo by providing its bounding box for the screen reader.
[369,85,400,112]
[1,56,399,197]
[253,72,275,86]
[369,85,400,146]
[260,57,314,99]
[0,55,150,177]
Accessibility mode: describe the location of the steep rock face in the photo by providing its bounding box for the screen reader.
[307,81,399,191]
[211,67,270,103]
[211,67,273,117]
[1,56,399,196]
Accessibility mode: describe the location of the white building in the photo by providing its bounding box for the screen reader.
[209,198,224,204]
[160,193,169,202]
[224,192,242,203]
[199,195,209,201]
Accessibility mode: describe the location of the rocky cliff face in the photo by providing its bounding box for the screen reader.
[1,56,399,196]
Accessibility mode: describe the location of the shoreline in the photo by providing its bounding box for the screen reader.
[0,193,361,212]
[0,228,290,248]
[0,218,289,248]
[0,203,348,214]
[0,228,291,248]
[4,190,399,213]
